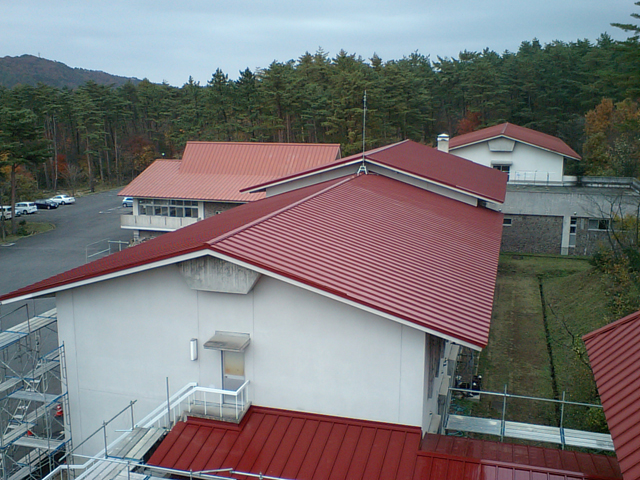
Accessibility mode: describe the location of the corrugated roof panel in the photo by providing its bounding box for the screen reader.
[449,123,581,161]
[584,311,640,480]
[2,172,502,349]
[147,409,620,480]
[119,142,341,202]
[147,407,423,480]
[420,434,621,479]
[213,174,502,348]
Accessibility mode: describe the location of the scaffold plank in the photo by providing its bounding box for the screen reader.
[0,377,22,395]
[0,309,57,350]
[445,414,614,451]
[13,437,65,451]
[9,391,61,404]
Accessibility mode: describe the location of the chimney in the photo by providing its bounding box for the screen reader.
[437,133,449,153]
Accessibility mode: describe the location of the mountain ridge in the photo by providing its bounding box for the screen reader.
[0,54,142,89]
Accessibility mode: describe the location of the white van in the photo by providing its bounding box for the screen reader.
[16,202,37,215]
[0,206,12,220]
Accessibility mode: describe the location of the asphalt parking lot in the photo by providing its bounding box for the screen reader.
[0,188,133,327]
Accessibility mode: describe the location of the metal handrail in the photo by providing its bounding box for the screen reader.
[140,382,250,428]
[61,400,137,462]
[447,385,607,448]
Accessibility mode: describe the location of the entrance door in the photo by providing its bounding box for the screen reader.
[222,351,245,404]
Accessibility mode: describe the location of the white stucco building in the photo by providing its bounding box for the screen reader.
[1,140,507,458]
[440,122,581,185]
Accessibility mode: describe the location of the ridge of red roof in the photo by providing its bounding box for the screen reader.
[1,173,503,349]
[119,141,341,202]
[147,408,621,480]
[449,123,581,160]
[584,311,640,480]
[245,140,507,204]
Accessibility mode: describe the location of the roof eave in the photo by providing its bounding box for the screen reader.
[450,135,581,162]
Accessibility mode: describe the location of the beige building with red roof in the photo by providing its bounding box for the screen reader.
[119,141,341,239]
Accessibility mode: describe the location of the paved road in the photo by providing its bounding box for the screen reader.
[0,189,132,326]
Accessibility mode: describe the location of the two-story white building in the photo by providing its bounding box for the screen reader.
[1,140,510,475]
[441,122,581,185]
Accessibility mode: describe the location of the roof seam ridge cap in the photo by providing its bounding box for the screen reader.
[208,175,356,245]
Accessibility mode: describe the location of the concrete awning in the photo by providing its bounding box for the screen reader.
[203,331,251,352]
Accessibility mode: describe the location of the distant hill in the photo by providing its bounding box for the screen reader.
[0,54,142,89]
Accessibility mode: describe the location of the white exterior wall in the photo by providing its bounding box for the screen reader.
[57,264,428,453]
[452,141,565,184]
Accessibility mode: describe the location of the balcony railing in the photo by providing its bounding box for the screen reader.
[120,214,200,232]
[138,382,251,428]
[44,382,251,480]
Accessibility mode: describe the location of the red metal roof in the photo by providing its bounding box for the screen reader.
[247,140,507,204]
[449,123,581,161]
[147,408,620,480]
[421,434,621,479]
[119,142,341,202]
[1,173,503,349]
[212,174,503,348]
[584,311,640,480]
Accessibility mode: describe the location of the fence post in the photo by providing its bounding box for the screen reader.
[560,391,566,449]
[166,377,171,427]
[103,421,108,458]
[500,384,507,442]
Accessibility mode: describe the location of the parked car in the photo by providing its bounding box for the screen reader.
[1,206,13,220]
[15,202,38,215]
[49,194,76,205]
[35,199,59,210]
[122,197,133,207]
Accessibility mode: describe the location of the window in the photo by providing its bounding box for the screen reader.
[139,198,198,218]
[503,218,512,227]
[588,219,610,231]
[492,164,510,179]
[569,217,577,247]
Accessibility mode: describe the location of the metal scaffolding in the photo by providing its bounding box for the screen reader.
[0,305,70,480]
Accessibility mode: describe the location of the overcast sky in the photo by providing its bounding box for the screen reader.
[0,0,635,86]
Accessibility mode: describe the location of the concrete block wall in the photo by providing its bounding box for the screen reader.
[501,215,563,255]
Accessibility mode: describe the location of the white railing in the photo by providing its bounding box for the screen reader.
[120,214,199,231]
[140,382,251,429]
[44,381,251,480]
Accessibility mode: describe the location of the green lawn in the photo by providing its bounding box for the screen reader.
[474,254,609,431]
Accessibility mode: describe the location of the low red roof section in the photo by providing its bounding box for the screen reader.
[449,123,581,160]
[119,141,341,202]
[584,311,640,480]
[246,140,507,204]
[1,173,503,349]
[422,434,621,479]
[147,408,620,480]
[147,406,426,480]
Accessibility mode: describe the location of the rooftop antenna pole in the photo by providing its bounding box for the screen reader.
[358,90,368,175]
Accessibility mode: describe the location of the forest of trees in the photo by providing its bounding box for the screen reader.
[2,9,640,204]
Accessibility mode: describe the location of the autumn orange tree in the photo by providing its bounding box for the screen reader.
[583,98,640,176]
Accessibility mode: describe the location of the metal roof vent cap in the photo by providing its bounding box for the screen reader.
[437,133,450,153]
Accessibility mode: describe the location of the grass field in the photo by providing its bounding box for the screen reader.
[472,254,610,432]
